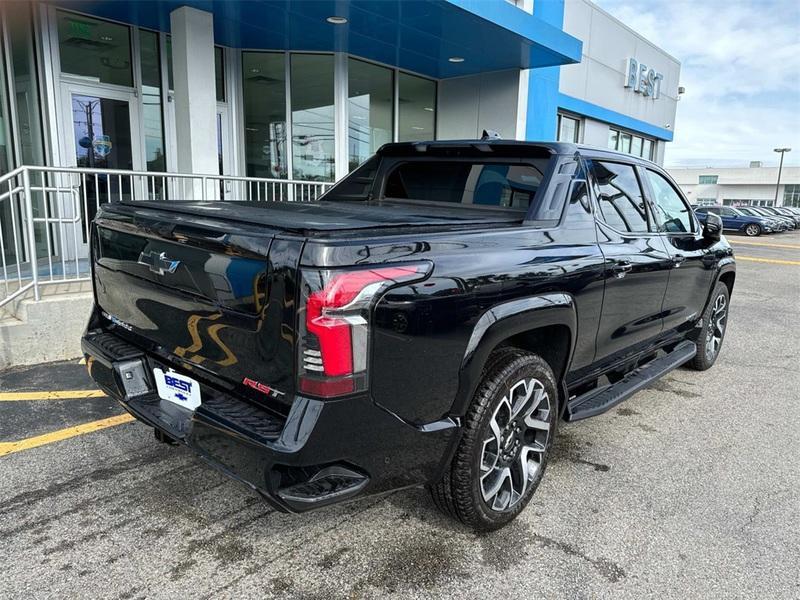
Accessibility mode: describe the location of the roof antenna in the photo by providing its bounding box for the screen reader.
[481,129,501,141]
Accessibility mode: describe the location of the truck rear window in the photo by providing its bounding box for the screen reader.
[383,162,544,211]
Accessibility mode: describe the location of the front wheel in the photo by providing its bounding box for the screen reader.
[688,282,729,370]
[744,223,761,237]
[429,349,557,531]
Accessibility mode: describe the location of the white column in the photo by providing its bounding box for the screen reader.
[170,6,217,198]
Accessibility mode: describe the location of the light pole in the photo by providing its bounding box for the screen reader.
[773,147,791,206]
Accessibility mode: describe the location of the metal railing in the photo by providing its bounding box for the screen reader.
[0,165,332,309]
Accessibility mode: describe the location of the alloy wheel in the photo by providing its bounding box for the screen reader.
[705,293,727,361]
[745,224,759,236]
[479,378,552,512]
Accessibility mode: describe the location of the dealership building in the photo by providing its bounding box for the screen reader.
[669,164,800,208]
[0,0,681,366]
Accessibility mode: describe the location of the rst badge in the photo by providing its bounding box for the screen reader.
[138,250,181,275]
[154,368,201,410]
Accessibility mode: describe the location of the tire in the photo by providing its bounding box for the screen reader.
[430,349,558,531]
[744,223,761,237]
[688,282,730,371]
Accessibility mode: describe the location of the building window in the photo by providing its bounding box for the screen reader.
[242,52,286,179]
[698,175,718,184]
[398,72,436,142]
[557,114,580,143]
[214,46,225,102]
[139,31,166,178]
[348,58,393,171]
[608,127,655,160]
[696,198,716,206]
[783,184,800,207]
[290,54,335,182]
[56,11,133,87]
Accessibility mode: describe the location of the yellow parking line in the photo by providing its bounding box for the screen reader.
[0,413,135,458]
[736,256,800,266]
[0,390,107,401]
[729,240,800,250]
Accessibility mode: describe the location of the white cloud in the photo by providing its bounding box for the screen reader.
[594,0,800,167]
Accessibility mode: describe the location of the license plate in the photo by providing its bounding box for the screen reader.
[153,368,201,411]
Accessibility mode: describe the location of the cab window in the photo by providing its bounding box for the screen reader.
[645,170,695,233]
[588,161,650,233]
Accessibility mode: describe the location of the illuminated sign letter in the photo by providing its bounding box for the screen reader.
[625,58,639,89]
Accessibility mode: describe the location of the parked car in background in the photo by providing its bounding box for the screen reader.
[695,205,774,236]
[734,207,786,233]
[769,207,800,228]
[737,207,791,232]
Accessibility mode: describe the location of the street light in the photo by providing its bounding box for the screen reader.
[773,147,791,206]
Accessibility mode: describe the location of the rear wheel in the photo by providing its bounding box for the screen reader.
[430,349,557,531]
[688,282,729,370]
[744,223,761,237]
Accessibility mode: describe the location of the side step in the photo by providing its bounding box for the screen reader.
[566,341,697,421]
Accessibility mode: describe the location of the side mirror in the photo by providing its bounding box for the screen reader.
[703,212,722,241]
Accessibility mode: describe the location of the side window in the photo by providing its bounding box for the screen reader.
[645,170,695,233]
[562,161,595,231]
[719,207,735,217]
[588,161,649,233]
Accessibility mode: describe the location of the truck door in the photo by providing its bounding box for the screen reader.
[640,167,716,336]
[588,159,673,363]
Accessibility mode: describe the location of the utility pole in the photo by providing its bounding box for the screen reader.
[773,147,791,206]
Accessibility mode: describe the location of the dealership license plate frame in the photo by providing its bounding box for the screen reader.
[153,367,202,411]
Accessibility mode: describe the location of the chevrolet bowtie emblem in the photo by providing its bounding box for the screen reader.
[138,251,180,275]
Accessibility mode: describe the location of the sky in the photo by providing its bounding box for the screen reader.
[594,0,800,168]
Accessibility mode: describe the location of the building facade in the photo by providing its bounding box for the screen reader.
[669,165,800,208]
[0,0,680,186]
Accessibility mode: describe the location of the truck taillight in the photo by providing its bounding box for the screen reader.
[298,263,429,398]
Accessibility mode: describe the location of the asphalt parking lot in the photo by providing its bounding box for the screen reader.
[1,233,798,599]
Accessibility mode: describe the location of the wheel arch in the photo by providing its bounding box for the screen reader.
[450,293,577,419]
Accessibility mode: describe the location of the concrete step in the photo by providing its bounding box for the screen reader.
[0,290,93,370]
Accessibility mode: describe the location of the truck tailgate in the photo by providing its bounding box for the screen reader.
[92,203,302,405]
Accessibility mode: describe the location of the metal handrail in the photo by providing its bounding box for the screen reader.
[0,165,333,308]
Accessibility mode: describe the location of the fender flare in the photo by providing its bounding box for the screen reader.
[449,293,578,418]
[703,257,736,312]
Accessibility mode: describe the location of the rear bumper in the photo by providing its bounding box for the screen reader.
[82,327,458,512]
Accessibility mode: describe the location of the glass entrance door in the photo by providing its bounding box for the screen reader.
[60,83,142,259]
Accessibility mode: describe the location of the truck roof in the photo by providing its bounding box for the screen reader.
[377,140,659,167]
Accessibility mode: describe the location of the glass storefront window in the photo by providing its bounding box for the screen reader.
[139,31,166,177]
[608,129,618,151]
[557,114,579,143]
[7,1,45,166]
[291,54,335,182]
[642,138,653,160]
[398,72,435,142]
[348,58,393,171]
[630,135,643,158]
[242,52,287,178]
[57,11,133,87]
[215,47,225,102]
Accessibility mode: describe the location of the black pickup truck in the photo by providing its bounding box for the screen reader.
[82,141,734,530]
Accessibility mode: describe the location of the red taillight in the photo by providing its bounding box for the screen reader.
[298,264,428,398]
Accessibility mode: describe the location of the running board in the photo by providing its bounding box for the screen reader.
[566,341,697,421]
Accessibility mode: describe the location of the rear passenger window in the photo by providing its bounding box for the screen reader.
[589,161,649,232]
[645,170,695,233]
[383,162,545,211]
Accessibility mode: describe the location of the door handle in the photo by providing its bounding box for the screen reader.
[672,254,686,268]
[611,260,633,278]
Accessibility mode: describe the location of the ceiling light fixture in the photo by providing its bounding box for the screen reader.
[448,56,464,63]
[423,107,434,112]
[326,16,348,24]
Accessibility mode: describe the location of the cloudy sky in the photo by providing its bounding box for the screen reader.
[595,0,800,168]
